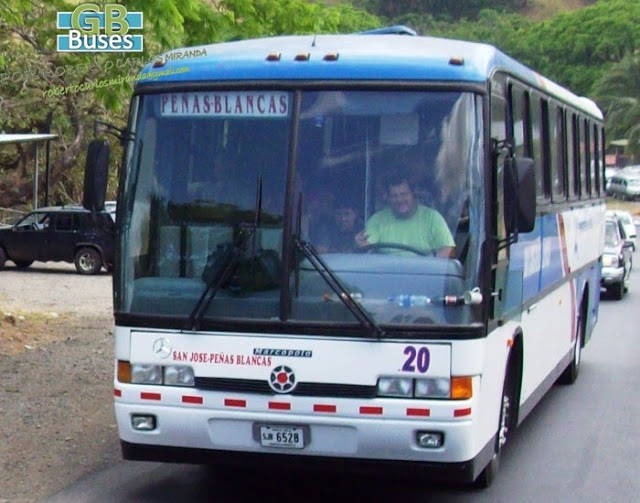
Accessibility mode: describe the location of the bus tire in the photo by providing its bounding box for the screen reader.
[612,279,624,300]
[557,298,585,384]
[0,247,6,269]
[474,358,516,488]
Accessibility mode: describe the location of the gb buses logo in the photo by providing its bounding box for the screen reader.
[57,3,143,52]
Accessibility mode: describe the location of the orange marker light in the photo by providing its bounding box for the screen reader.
[451,376,473,399]
[117,360,132,383]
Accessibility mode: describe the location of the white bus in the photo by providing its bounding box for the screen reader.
[105,27,606,487]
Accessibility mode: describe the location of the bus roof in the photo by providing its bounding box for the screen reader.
[139,30,602,119]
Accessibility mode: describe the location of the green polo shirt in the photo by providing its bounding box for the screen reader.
[365,205,454,255]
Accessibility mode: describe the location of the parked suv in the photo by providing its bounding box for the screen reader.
[601,213,633,299]
[0,206,114,274]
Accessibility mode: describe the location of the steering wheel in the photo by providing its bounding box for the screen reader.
[31,223,39,231]
[358,242,431,257]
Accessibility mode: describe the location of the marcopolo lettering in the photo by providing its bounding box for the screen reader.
[253,348,313,358]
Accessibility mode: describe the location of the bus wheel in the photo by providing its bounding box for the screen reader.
[474,362,516,488]
[557,300,585,384]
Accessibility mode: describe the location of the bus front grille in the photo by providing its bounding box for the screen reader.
[194,377,377,398]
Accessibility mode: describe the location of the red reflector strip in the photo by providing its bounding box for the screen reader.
[314,404,337,413]
[140,392,161,401]
[268,402,291,411]
[454,407,472,417]
[182,395,203,405]
[114,389,122,397]
[406,407,430,417]
[359,406,383,415]
[224,398,246,408]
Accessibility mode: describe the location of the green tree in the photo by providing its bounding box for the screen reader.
[511,0,640,96]
[594,53,640,160]
[358,0,528,21]
[396,7,533,50]
[215,0,379,39]
[0,0,379,210]
[0,0,202,207]
[395,0,639,99]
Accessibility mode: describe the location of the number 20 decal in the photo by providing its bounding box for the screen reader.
[402,346,430,373]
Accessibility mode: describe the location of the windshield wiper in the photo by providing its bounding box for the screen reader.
[294,237,385,339]
[188,224,255,330]
[188,176,263,331]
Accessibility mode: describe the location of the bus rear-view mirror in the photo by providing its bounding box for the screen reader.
[504,156,536,235]
[82,139,110,212]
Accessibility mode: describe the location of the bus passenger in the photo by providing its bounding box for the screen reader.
[312,202,362,253]
[355,174,455,257]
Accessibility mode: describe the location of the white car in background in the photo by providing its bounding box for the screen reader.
[601,213,633,299]
[607,210,637,251]
[105,201,116,223]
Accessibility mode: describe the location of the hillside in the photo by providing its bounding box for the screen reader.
[523,0,592,19]
[314,0,593,21]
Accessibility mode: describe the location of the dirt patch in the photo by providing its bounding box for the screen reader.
[0,263,119,503]
[0,313,72,356]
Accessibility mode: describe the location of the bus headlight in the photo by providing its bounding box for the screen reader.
[131,364,163,385]
[377,377,414,397]
[602,254,619,267]
[164,365,195,386]
[376,376,473,399]
[415,378,450,398]
[119,361,195,387]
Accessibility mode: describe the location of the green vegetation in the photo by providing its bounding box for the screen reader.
[595,53,640,160]
[0,0,379,209]
[1,0,639,210]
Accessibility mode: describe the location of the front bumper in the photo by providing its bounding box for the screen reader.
[601,265,624,286]
[114,383,492,483]
[121,437,495,484]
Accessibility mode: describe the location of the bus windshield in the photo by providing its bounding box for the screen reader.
[117,89,485,329]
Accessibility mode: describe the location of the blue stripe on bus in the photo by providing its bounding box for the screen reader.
[507,214,567,303]
[135,33,601,118]
[136,35,520,85]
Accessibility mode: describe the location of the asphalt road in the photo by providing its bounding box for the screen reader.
[45,262,640,503]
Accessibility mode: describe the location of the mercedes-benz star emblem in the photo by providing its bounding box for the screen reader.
[152,338,172,359]
[269,365,296,394]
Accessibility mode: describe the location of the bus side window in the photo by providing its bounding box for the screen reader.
[552,107,566,201]
[508,84,526,159]
[492,81,508,259]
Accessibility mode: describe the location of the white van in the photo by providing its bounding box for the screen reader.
[608,173,640,200]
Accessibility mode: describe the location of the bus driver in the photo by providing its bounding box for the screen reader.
[355,174,456,257]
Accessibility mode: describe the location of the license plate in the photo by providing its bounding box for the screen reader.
[259,424,305,449]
